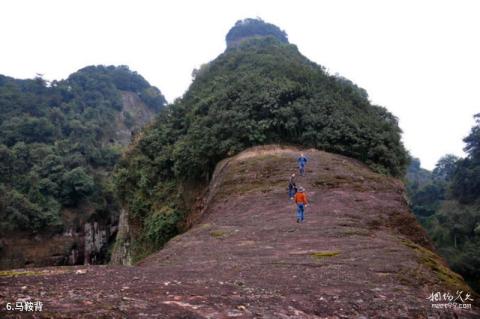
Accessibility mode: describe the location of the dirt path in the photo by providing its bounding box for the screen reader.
[1,146,478,318]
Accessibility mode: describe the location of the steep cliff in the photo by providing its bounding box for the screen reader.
[1,146,478,318]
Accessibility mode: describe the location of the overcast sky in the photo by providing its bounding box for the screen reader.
[1,0,478,170]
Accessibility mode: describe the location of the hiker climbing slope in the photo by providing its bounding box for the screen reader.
[288,173,297,199]
[298,153,308,176]
[294,186,308,223]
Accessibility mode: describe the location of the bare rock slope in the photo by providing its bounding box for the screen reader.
[1,146,478,318]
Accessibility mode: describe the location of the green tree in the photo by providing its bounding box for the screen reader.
[226,18,288,47]
[432,154,459,181]
[464,113,480,159]
[451,114,480,204]
[0,144,13,182]
[60,167,95,205]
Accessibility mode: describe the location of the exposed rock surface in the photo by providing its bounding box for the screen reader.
[1,146,478,318]
[110,208,133,266]
[113,91,157,146]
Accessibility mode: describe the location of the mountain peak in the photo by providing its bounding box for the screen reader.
[225,18,289,48]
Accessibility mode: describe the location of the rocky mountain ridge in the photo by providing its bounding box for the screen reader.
[1,146,478,318]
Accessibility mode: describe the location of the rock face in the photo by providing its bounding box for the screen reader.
[83,221,114,265]
[0,92,156,270]
[110,208,132,265]
[0,219,118,270]
[113,91,157,146]
[1,146,478,318]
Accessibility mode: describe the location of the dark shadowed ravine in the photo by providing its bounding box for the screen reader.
[1,146,478,318]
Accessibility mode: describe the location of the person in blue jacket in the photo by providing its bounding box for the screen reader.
[297,153,308,176]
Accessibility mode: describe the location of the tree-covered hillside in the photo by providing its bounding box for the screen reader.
[0,66,165,235]
[115,19,409,261]
[406,114,480,292]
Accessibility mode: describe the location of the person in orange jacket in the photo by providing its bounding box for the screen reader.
[294,186,308,223]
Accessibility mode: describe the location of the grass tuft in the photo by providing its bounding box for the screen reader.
[400,239,470,292]
[311,251,340,260]
[210,230,226,238]
[0,270,43,277]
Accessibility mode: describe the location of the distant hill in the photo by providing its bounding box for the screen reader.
[114,18,409,262]
[406,115,480,293]
[0,65,166,269]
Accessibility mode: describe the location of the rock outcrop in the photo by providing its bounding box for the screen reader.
[1,146,478,318]
[113,91,157,146]
[110,208,133,266]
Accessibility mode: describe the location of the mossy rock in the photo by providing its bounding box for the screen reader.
[199,223,212,229]
[341,227,371,237]
[210,228,239,239]
[215,153,291,199]
[311,251,340,260]
[0,270,43,277]
[401,239,471,292]
[210,230,227,238]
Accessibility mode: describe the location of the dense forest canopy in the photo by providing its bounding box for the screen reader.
[451,114,480,204]
[115,19,409,261]
[406,113,480,292]
[0,65,165,234]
